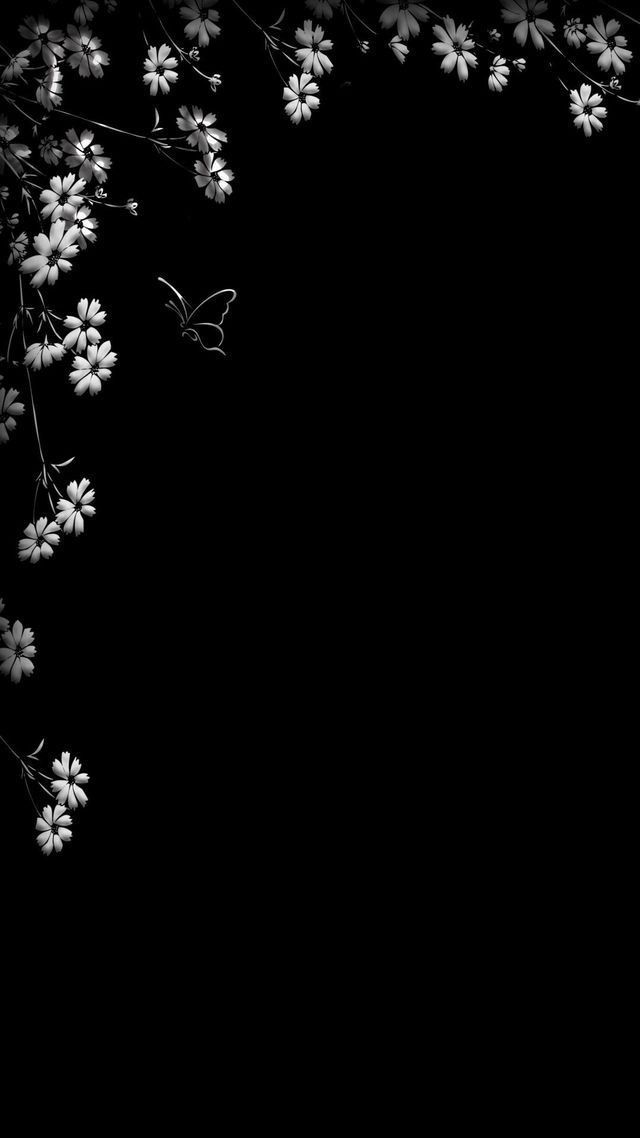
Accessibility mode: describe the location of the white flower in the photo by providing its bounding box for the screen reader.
[65,204,98,250]
[64,24,110,79]
[432,18,477,82]
[0,599,8,634]
[194,153,234,201]
[51,752,89,809]
[489,55,510,92]
[306,0,341,18]
[35,803,73,855]
[20,220,80,289]
[390,35,409,63]
[0,383,25,443]
[1,48,31,83]
[0,118,31,176]
[63,298,106,352]
[69,340,117,396]
[512,56,527,71]
[564,17,586,49]
[36,66,63,111]
[40,135,63,166]
[73,2,100,25]
[176,105,227,152]
[18,517,61,563]
[570,83,607,137]
[8,230,29,265]
[586,16,632,75]
[0,620,36,683]
[143,44,179,95]
[501,0,555,50]
[19,15,65,68]
[180,0,221,48]
[62,128,111,184]
[378,2,428,40]
[283,73,321,124]
[23,338,66,370]
[55,478,96,535]
[295,21,334,76]
[40,173,86,222]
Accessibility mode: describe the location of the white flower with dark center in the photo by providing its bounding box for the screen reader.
[501,0,555,50]
[194,153,234,201]
[390,35,409,63]
[65,204,98,250]
[378,2,429,41]
[143,44,179,95]
[0,118,31,176]
[69,340,117,396]
[19,15,65,67]
[36,66,63,111]
[0,599,8,634]
[489,55,510,91]
[586,16,632,74]
[564,17,586,49]
[0,383,25,443]
[432,18,477,81]
[63,298,106,352]
[8,230,29,265]
[295,21,334,76]
[570,83,607,136]
[55,478,96,535]
[35,804,73,855]
[18,517,61,563]
[20,220,80,289]
[0,620,36,683]
[1,48,32,83]
[40,135,63,166]
[180,0,221,48]
[176,105,227,152]
[40,173,86,222]
[51,752,89,809]
[23,338,66,370]
[283,73,321,124]
[64,24,110,78]
[62,128,111,184]
[74,1,99,23]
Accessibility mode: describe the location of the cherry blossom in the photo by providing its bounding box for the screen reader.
[55,478,97,535]
[51,752,90,809]
[283,73,321,125]
[18,517,61,563]
[35,804,73,855]
[20,220,80,289]
[0,620,37,683]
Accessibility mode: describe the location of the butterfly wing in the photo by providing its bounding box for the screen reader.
[185,288,237,355]
[188,288,237,326]
[157,277,191,327]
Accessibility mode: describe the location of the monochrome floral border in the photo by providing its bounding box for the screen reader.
[1,0,636,855]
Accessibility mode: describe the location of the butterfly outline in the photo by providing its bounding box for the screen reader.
[158,276,237,355]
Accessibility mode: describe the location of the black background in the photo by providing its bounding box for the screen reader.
[1,1,635,913]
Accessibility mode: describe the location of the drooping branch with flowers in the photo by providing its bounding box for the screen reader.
[0,0,636,856]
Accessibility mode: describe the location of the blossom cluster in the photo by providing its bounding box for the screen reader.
[0,730,89,857]
[36,750,90,855]
[294,2,635,140]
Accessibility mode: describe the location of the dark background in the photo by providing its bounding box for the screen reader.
[1,1,635,910]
